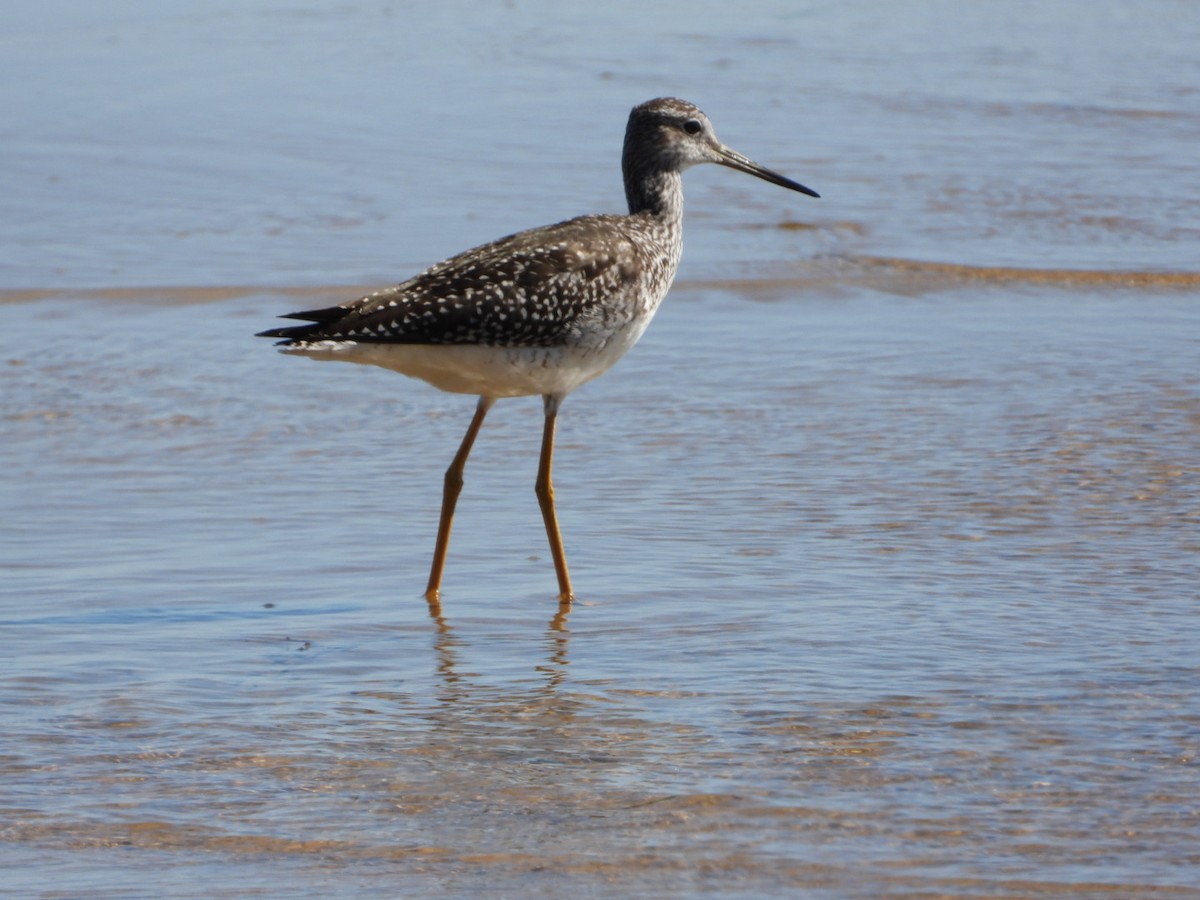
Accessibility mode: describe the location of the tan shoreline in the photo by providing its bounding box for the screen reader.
[847,255,1200,289]
[3,256,1199,306]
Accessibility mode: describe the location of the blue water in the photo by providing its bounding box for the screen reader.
[4,0,1199,292]
[3,1,1200,897]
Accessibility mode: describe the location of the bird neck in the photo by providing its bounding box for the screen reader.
[623,168,684,221]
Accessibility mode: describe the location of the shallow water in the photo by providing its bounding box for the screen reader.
[6,287,1199,897]
[3,1,1200,897]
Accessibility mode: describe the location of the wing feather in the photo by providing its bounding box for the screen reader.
[257,215,644,347]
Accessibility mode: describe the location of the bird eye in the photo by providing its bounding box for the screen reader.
[683,119,703,135]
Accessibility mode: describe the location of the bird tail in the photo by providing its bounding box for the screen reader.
[256,304,351,343]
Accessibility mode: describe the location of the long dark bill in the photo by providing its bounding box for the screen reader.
[716,145,820,198]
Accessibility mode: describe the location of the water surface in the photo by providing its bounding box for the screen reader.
[3,1,1199,897]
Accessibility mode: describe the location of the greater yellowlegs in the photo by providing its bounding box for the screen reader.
[258,97,818,602]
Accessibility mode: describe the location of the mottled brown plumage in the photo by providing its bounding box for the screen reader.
[263,215,661,348]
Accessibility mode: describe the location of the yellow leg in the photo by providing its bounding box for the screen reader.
[535,395,574,602]
[425,396,492,601]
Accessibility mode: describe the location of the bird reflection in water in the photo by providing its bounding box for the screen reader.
[423,595,574,699]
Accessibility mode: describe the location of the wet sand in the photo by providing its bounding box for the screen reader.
[4,0,1200,896]
[4,280,1199,897]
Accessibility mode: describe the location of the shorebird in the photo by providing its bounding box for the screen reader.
[258,97,818,602]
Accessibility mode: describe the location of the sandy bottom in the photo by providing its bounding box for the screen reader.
[3,281,1198,897]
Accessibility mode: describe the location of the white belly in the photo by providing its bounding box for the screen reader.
[281,313,655,398]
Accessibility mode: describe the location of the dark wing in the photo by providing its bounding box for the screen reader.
[257,215,643,348]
